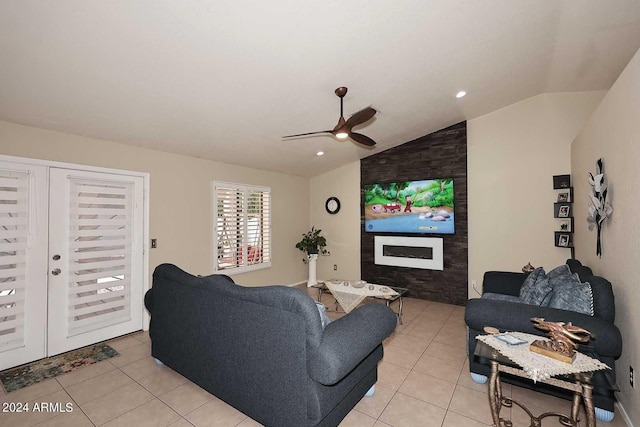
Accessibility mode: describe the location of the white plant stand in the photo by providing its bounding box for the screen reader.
[306,254,318,287]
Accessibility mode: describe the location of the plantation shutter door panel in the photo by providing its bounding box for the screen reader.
[47,168,144,356]
[0,162,48,371]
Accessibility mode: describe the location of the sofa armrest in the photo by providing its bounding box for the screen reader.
[308,304,397,385]
[482,271,527,296]
[465,298,622,358]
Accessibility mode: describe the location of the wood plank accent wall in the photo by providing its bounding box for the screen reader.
[360,121,468,305]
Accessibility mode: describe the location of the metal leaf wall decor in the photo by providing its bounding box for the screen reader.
[587,158,613,257]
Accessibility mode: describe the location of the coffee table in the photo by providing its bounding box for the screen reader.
[474,332,617,427]
[371,286,408,325]
[310,282,409,324]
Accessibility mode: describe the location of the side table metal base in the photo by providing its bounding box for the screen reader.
[488,360,595,427]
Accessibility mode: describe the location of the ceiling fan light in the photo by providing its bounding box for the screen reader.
[335,121,350,139]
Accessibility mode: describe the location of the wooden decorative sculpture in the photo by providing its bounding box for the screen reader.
[522,262,535,273]
[530,317,594,363]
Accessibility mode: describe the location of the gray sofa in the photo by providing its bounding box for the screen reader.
[144,264,397,427]
[465,259,622,421]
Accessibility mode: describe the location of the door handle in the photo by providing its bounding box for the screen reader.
[51,268,61,276]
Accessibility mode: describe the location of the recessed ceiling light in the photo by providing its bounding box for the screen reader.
[456,91,467,99]
[316,151,324,156]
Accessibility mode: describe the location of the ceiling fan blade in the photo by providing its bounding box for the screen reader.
[282,130,332,138]
[283,87,376,144]
[331,116,347,133]
[345,107,377,128]
[350,132,376,147]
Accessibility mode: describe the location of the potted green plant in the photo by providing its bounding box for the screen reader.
[295,227,328,286]
[295,226,328,256]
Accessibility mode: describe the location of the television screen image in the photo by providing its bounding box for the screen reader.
[363,179,454,234]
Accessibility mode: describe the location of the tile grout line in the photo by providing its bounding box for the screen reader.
[114,358,194,426]
[378,304,486,427]
[116,334,223,426]
[378,302,444,426]
[54,332,170,426]
[342,302,431,426]
[52,377,97,427]
[114,331,226,426]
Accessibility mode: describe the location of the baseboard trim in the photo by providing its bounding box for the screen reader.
[286,280,308,287]
[616,401,634,427]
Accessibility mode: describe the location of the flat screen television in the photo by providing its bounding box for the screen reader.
[363,179,454,234]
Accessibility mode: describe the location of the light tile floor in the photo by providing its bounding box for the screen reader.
[0,289,629,427]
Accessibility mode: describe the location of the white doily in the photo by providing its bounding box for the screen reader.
[325,280,398,313]
[476,331,609,383]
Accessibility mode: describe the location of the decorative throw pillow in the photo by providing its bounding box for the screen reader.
[521,266,545,291]
[519,267,553,305]
[547,274,594,315]
[546,264,572,283]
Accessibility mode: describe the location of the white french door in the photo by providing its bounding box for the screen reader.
[0,162,48,370]
[0,160,145,370]
[48,168,144,356]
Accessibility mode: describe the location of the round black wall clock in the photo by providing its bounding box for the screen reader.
[325,197,341,214]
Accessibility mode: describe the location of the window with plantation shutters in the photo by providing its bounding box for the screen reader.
[213,182,271,274]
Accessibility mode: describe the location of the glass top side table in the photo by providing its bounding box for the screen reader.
[474,336,618,427]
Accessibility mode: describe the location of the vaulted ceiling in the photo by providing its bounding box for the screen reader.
[1,1,639,177]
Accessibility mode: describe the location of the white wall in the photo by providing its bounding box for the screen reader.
[467,91,605,294]
[571,48,640,426]
[310,161,362,281]
[0,120,310,286]
[305,92,607,294]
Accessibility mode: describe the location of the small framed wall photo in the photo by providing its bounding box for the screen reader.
[553,174,571,189]
[558,234,570,247]
[558,205,570,218]
[555,231,572,247]
[559,219,572,232]
[554,203,572,218]
[557,192,569,203]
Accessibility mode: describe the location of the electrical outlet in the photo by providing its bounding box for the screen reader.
[333,264,337,271]
[151,239,157,249]
[631,366,635,388]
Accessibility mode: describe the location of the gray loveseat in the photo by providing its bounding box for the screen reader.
[144,264,397,427]
[465,259,622,421]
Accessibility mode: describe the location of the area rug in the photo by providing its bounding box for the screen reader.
[0,343,119,393]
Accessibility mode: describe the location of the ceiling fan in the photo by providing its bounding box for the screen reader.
[282,87,377,147]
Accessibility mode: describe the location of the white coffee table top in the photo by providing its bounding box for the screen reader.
[324,280,398,313]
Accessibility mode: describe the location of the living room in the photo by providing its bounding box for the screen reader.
[1,2,639,426]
